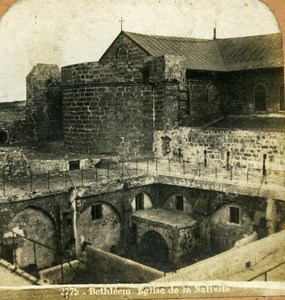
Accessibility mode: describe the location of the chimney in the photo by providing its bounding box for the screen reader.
[213,21,217,40]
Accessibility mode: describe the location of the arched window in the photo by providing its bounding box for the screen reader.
[280,83,285,111]
[254,84,267,112]
[117,47,128,62]
[131,192,152,211]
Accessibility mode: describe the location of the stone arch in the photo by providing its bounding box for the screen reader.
[162,192,193,214]
[4,206,57,271]
[210,204,252,253]
[254,83,267,112]
[139,230,169,262]
[131,192,153,212]
[77,201,122,254]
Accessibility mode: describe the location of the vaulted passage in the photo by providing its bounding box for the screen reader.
[139,230,169,263]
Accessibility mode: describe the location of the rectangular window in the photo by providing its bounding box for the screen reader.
[91,204,102,220]
[69,160,80,170]
[175,195,184,211]
[230,206,240,224]
[135,194,144,210]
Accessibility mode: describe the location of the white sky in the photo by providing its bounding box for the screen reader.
[0,0,280,102]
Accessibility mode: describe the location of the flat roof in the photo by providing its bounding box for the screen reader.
[131,208,197,229]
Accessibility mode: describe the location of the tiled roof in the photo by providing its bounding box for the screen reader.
[123,31,283,72]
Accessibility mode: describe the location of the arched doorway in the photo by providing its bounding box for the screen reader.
[139,230,169,262]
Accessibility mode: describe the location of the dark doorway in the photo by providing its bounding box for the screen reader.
[255,84,266,112]
[0,243,14,264]
[0,130,8,143]
[130,223,137,245]
[135,193,144,210]
[139,230,169,262]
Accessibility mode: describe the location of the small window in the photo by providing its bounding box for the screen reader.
[175,195,184,211]
[69,160,80,170]
[229,206,240,224]
[0,130,8,143]
[280,84,285,111]
[135,193,144,210]
[91,204,102,220]
[118,47,128,61]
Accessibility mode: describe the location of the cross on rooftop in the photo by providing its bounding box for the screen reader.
[119,17,124,31]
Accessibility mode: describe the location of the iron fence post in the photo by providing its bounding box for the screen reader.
[33,241,37,269]
[30,172,33,191]
[12,232,17,269]
[47,171,50,190]
[2,167,5,197]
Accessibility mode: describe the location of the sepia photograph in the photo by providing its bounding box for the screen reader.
[0,0,285,299]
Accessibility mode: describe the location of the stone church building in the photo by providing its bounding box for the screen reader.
[0,30,284,281]
[21,30,284,157]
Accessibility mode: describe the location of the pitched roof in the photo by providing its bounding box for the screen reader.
[122,31,283,72]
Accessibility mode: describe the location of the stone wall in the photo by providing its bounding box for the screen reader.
[61,32,191,155]
[85,245,164,283]
[154,184,267,253]
[183,72,224,126]
[210,204,253,252]
[154,229,285,282]
[225,69,284,115]
[26,64,63,141]
[62,84,155,155]
[154,127,285,170]
[0,191,75,269]
[76,183,268,258]
[77,202,122,254]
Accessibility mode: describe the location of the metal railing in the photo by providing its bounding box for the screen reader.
[0,158,284,198]
[0,228,84,284]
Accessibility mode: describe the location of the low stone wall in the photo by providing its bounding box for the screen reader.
[39,260,81,284]
[154,229,285,282]
[85,245,164,283]
[154,127,285,170]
